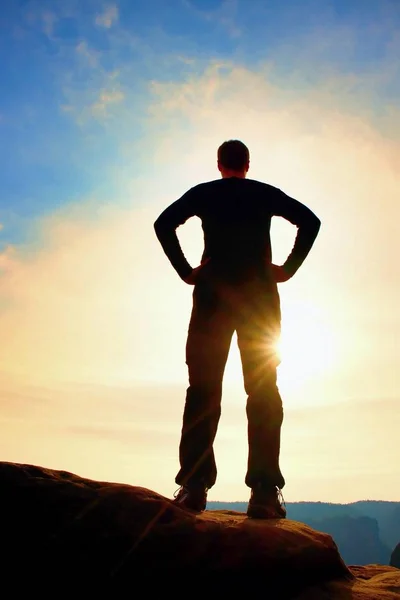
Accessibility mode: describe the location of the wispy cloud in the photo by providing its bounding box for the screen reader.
[60,37,125,123]
[95,4,119,29]
[182,0,241,38]
[41,10,57,37]
[76,40,100,68]
[61,80,126,123]
[90,88,125,117]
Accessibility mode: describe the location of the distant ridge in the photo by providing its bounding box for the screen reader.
[207,500,400,566]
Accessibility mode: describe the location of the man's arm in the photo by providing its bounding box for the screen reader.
[271,189,321,279]
[154,188,199,281]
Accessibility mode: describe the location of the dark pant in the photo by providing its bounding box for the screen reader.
[175,273,285,491]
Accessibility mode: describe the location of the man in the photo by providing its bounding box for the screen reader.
[154,140,321,519]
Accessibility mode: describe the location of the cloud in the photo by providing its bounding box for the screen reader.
[0,223,3,232]
[182,0,241,38]
[76,40,100,68]
[0,192,192,386]
[90,88,125,117]
[0,245,15,270]
[63,83,125,122]
[60,38,125,123]
[41,11,57,37]
[1,373,398,500]
[95,4,119,29]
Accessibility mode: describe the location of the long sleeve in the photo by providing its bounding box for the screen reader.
[154,188,199,281]
[272,190,321,277]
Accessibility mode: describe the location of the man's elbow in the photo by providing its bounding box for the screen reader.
[300,214,321,243]
[154,216,164,239]
[307,212,321,236]
[154,215,175,242]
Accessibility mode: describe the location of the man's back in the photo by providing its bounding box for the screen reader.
[192,177,275,278]
[154,176,320,284]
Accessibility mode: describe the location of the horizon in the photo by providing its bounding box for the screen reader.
[0,0,399,503]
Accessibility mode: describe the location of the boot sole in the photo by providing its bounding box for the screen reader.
[172,500,206,513]
[247,505,286,519]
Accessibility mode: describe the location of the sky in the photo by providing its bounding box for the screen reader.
[0,0,399,503]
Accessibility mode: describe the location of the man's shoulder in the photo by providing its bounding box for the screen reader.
[191,178,281,192]
[245,178,281,193]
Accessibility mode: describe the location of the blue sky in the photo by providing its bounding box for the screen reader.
[1,0,399,246]
[0,0,399,500]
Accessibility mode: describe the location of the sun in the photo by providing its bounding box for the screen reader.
[224,300,336,396]
[275,300,336,394]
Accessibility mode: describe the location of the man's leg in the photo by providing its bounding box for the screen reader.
[175,282,234,493]
[235,286,285,492]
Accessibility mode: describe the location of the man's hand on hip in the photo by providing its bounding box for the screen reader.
[184,266,202,285]
[272,264,291,283]
[183,258,211,285]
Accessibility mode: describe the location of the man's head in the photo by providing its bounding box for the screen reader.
[217,139,250,178]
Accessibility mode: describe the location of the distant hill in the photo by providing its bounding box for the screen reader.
[391,543,400,568]
[206,500,400,566]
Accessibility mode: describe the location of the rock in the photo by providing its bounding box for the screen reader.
[391,544,400,569]
[1,462,399,597]
[297,565,400,599]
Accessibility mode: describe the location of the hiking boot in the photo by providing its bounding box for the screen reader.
[173,485,208,513]
[247,484,287,519]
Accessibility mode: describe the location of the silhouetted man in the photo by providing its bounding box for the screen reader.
[154,140,321,518]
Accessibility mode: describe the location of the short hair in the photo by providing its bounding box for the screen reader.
[217,139,250,171]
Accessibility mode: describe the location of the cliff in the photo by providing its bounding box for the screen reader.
[1,462,399,597]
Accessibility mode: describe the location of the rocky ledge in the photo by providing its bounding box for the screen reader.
[1,462,399,597]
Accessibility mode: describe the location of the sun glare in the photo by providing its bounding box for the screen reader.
[275,301,336,394]
[224,301,336,398]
